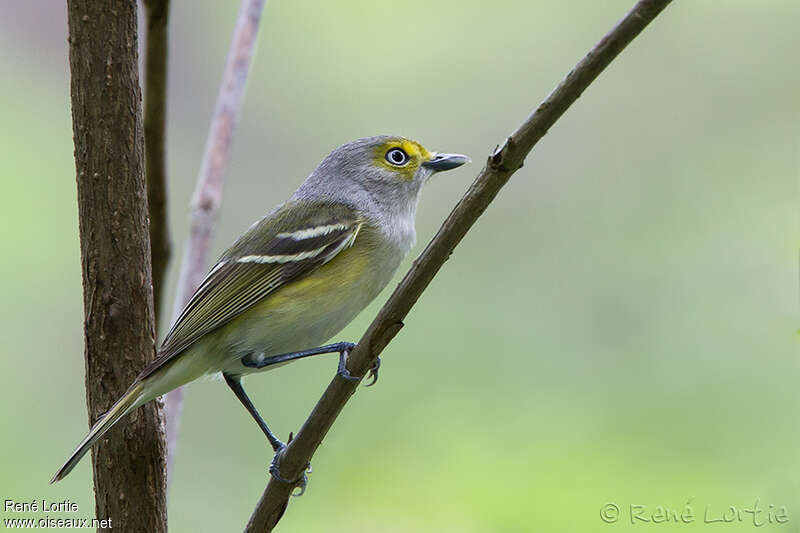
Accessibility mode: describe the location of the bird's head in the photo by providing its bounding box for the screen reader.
[299,136,470,216]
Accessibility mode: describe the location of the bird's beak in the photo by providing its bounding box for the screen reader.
[422,153,471,172]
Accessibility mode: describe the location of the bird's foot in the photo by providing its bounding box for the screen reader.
[269,442,311,497]
[337,347,381,386]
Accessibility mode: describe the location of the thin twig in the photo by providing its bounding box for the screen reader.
[143,0,171,321]
[164,0,267,482]
[243,0,673,530]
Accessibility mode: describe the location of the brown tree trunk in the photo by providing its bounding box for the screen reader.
[66,1,167,531]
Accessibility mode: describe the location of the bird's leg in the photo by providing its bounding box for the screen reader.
[226,343,381,489]
[241,342,355,369]
[223,374,307,489]
[241,341,382,386]
[223,373,284,452]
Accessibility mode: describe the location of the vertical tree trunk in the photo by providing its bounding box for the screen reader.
[66,1,167,531]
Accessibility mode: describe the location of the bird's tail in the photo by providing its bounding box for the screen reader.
[50,381,146,483]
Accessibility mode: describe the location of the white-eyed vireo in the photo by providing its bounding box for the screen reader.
[52,136,469,484]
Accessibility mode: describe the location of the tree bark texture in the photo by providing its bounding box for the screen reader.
[66,1,168,531]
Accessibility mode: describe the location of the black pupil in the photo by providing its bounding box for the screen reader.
[389,149,406,164]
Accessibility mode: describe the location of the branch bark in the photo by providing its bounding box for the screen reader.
[164,0,267,481]
[66,1,167,531]
[142,0,171,322]
[244,0,673,530]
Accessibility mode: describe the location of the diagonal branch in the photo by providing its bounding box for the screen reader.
[164,0,267,482]
[143,0,172,323]
[243,0,673,530]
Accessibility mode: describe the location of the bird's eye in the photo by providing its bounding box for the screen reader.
[385,148,409,166]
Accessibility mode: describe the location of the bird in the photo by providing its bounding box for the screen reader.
[51,135,469,484]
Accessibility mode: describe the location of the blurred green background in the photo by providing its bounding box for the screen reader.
[1,0,798,531]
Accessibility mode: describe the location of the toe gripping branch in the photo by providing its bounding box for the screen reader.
[337,345,381,387]
[269,443,311,496]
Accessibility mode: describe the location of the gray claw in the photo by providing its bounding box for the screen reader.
[364,357,381,387]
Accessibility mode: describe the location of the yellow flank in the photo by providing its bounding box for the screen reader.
[373,138,433,180]
[261,244,368,309]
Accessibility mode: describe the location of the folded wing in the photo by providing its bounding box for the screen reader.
[140,202,362,378]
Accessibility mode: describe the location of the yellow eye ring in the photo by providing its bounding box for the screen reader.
[385,148,409,166]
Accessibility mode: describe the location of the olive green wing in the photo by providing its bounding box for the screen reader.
[139,202,362,378]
